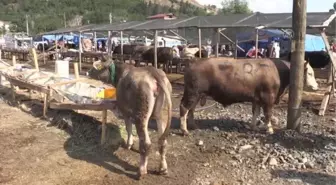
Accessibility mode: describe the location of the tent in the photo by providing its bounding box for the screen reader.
[236,29,290,43]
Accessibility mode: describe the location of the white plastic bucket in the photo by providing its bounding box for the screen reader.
[55,60,69,78]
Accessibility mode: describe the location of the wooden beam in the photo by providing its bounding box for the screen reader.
[219,31,245,52]
[287,0,307,130]
[318,29,336,115]
[4,76,49,94]
[319,64,335,116]
[169,30,187,42]
[49,102,114,111]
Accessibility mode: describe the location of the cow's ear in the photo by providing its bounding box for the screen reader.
[303,60,309,70]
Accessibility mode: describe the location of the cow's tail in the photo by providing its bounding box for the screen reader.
[151,70,172,142]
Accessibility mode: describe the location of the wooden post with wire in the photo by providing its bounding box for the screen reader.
[287,0,307,130]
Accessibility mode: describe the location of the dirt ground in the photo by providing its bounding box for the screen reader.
[0,60,336,185]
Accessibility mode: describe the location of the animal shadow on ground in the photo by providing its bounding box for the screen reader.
[271,169,336,185]
[258,129,336,153]
[60,111,140,180]
[147,115,258,136]
[0,88,140,180]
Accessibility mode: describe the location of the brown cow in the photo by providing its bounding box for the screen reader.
[86,58,172,178]
[179,58,318,136]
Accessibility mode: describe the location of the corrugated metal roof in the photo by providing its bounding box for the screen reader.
[41,12,336,34]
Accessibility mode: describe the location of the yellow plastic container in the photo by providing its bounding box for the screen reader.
[96,88,116,99]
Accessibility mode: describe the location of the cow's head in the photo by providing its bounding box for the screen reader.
[304,61,318,91]
[86,56,134,87]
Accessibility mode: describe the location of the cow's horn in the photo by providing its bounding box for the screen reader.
[93,60,102,70]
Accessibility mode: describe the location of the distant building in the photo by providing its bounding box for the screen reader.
[146,13,177,20]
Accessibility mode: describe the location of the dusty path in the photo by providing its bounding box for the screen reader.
[0,84,335,185]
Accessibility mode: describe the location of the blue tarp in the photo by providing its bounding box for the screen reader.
[236,29,326,57]
[236,29,290,42]
[305,34,325,52]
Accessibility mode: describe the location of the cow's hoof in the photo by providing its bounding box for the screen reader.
[126,144,134,150]
[137,170,147,180]
[248,124,259,132]
[181,130,189,136]
[266,127,274,134]
[158,168,168,175]
[271,116,279,125]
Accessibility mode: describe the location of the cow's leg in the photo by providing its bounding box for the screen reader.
[180,94,199,136]
[153,92,168,175]
[262,104,275,134]
[125,118,134,150]
[169,60,173,73]
[187,100,199,130]
[249,102,261,131]
[135,92,155,178]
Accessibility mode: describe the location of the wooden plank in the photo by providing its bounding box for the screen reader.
[74,63,79,79]
[5,76,49,94]
[319,65,334,116]
[30,48,39,71]
[320,31,336,71]
[318,30,336,115]
[49,102,114,111]
[48,78,87,87]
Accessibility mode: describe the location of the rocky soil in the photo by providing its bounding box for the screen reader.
[0,59,335,185]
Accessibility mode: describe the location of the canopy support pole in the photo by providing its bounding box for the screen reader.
[79,32,82,72]
[154,30,158,68]
[255,29,259,58]
[94,32,97,52]
[198,28,202,58]
[120,31,124,62]
[55,34,58,60]
[216,28,220,57]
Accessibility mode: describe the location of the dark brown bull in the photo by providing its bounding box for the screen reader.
[141,47,174,73]
[284,51,330,68]
[179,58,318,136]
[86,58,172,179]
[113,44,151,65]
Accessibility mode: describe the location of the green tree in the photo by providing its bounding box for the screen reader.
[221,0,252,14]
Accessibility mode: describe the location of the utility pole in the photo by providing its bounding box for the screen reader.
[25,14,29,35]
[287,0,307,130]
[63,12,67,28]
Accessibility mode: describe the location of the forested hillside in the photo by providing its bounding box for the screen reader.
[0,0,211,34]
